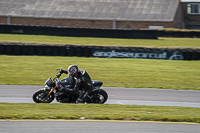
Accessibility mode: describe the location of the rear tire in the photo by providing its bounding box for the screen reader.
[32,90,54,103]
[89,89,108,104]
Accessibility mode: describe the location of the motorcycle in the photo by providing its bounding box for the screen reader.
[32,70,108,104]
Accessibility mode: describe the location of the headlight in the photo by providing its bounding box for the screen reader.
[45,77,53,86]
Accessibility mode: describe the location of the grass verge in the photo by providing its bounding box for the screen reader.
[0,55,200,90]
[0,103,199,123]
[0,34,200,48]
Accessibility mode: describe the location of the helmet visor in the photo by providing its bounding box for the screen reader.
[68,67,77,77]
[68,71,73,77]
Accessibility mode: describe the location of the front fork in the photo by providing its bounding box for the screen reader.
[45,86,57,98]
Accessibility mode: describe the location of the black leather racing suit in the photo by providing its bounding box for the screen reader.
[60,70,94,103]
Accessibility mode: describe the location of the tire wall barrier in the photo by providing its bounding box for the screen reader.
[1,24,200,38]
[0,43,200,60]
[0,24,158,39]
[158,31,200,38]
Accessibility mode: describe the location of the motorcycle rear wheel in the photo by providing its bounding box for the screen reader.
[90,89,108,104]
[32,90,54,103]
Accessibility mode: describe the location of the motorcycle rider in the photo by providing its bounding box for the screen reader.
[58,65,94,103]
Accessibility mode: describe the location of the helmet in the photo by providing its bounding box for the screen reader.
[68,65,79,77]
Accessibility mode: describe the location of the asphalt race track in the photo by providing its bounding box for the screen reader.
[0,120,200,133]
[0,85,200,108]
[0,85,200,133]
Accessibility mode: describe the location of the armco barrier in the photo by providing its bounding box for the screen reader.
[0,43,199,60]
[0,24,158,39]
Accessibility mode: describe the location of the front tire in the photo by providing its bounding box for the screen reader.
[89,89,108,104]
[32,90,54,103]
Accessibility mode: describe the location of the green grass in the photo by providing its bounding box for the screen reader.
[0,34,200,48]
[0,55,199,90]
[0,34,200,123]
[158,28,200,32]
[0,103,200,123]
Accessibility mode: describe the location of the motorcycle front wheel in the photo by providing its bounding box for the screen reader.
[32,90,54,103]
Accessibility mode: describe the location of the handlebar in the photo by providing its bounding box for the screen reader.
[53,69,62,81]
[56,73,61,78]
